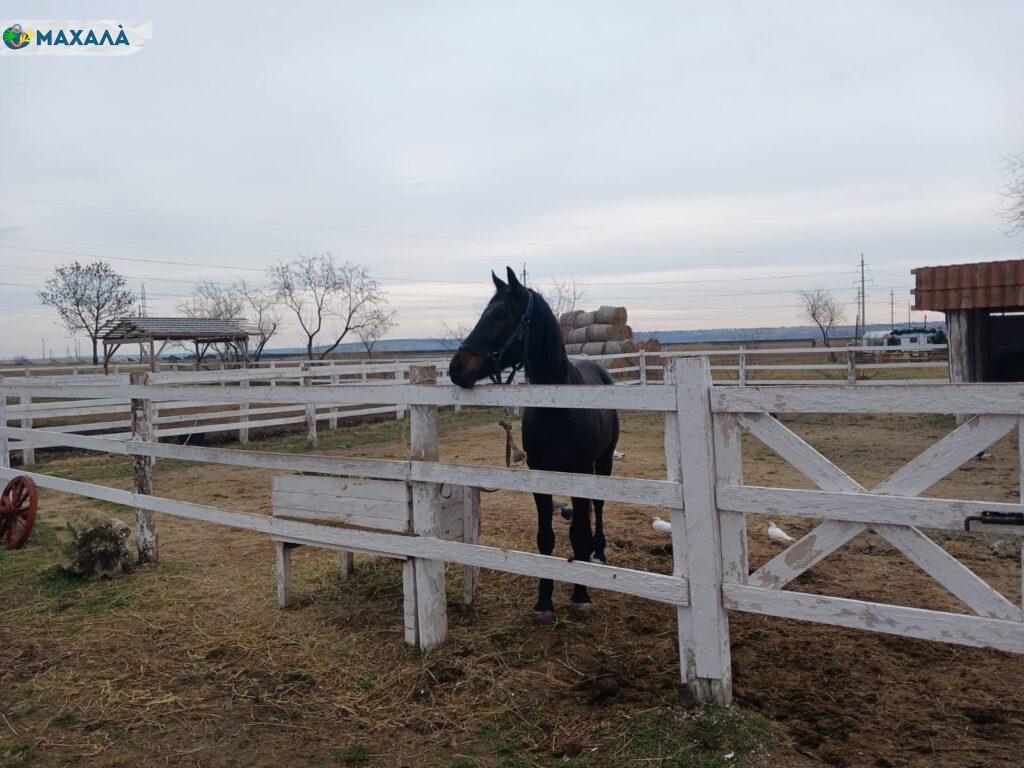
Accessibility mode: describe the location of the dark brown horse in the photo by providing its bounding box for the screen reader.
[448,267,620,622]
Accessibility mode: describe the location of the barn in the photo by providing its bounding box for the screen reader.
[912,258,1024,383]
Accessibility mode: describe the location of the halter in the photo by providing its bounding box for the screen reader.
[458,290,535,385]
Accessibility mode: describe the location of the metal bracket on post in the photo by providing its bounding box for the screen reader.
[408,364,447,650]
[131,371,157,564]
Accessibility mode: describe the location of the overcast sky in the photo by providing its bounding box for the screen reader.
[2,2,1023,358]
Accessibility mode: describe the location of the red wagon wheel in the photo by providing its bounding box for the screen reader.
[0,476,38,549]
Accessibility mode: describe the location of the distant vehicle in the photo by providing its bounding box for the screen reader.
[862,328,946,348]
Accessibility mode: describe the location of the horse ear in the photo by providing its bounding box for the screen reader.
[491,270,508,292]
[506,266,526,296]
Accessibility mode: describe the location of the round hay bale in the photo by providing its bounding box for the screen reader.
[565,327,590,344]
[559,309,584,328]
[581,341,605,356]
[564,343,585,355]
[600,340,635,355]
[584,324,632,342]
[638,338,662,352]
[574,311,598,328]
[594,306,628,326]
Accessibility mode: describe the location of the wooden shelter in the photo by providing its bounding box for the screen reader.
[912,259,1024,382]
[98,317,252,373]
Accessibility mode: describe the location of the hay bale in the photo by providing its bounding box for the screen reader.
[564,343,585,355]
[565,327,590,345]
[594,306,628,326]
[564,324,633,344]
[58,510,133,578]
[580,341,605,356]
[573,311,598,328]
[559,310,584,328]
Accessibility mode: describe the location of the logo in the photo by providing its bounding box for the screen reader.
[0,20,151,56]
[2,23,32,50]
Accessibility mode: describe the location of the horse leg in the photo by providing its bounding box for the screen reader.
[568,496,594,619]
[592,446,615,564]
[533,493,557,624]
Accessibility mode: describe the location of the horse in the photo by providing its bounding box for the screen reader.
[448,266,620,622]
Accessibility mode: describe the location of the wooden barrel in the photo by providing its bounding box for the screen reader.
[594,306,628,326]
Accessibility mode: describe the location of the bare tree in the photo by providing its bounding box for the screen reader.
[1000,153,1024,236]
[434,319,477,352]
[39,261,135,364]
[177,280,246,363]
[177,279,281,362]
[236,280,281,361]
[178,280,244,322]
[268,254,387,360]
[355,307,396,358]
[799,289,846,347]
[545,275,588,323]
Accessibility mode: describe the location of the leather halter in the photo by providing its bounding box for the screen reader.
[458,290,535,385]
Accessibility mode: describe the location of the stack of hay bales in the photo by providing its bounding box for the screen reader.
[560,306,634,356]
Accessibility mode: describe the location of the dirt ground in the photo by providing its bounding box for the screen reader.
[1,407,1022,768]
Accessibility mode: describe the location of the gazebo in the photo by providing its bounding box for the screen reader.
[98,317,253,373]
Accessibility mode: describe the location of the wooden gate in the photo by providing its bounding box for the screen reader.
[707,383,1024,668]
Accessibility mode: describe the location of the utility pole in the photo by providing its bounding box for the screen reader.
[859,254,866,340]
[890,289,894,330]
[521,262,527,286]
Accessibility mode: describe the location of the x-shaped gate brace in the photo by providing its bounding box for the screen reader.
[719,412,1023,623]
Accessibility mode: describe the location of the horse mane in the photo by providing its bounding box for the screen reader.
[524,290,572,385]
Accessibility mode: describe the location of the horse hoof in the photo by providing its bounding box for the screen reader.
[532,610,557,625]
[569,602,593,620]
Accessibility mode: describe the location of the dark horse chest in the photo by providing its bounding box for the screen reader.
[522,360,620,475]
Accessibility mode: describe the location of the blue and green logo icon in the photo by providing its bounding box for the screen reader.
[3,23,32,50]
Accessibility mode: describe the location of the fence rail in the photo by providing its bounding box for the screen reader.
[2,356,1021,708]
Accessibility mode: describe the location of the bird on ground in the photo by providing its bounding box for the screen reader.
[652,517,673,535]
[768,521,796,545]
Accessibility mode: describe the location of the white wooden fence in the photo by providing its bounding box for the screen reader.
[2,358,1018,706]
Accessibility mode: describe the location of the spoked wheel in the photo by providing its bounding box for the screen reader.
[0,476,38,549]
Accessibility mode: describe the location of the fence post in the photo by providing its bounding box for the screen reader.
[239,377,250,444]
[394,368,405,420]
[18,390,33,466]
[408,364,447,650]
[666,358,732,705]
[130,371,157,564]
[738,346,746,387]
[302,366,318,449]
[0,392,9,469]
[639,349,647,386]
[329,369,339,430]
[846,350,857,384]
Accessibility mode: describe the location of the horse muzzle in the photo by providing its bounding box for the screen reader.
[448,349,486,389]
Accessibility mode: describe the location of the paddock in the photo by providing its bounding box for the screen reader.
[2,359,1023,766]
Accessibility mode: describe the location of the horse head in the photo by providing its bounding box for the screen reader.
[448,266,532,389]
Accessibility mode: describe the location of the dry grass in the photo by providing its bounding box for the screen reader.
[2,406,1023,768]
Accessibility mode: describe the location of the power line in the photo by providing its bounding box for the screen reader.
[0,194,866,258]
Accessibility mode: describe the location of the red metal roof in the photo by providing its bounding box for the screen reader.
[912,259,1024,311]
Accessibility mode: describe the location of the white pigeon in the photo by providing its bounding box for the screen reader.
[652,517,673,535]
[767,521,796,545]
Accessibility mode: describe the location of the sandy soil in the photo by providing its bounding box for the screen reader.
[1,408,1022,767]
